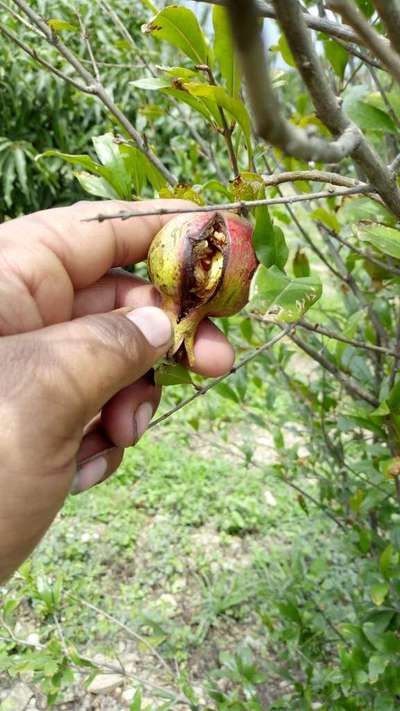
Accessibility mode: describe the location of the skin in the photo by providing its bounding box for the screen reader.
[0,199,234,583]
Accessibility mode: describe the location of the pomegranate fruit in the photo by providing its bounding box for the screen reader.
[147,211,258,366]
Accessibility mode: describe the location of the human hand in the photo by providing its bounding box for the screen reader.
[0,200,234,581]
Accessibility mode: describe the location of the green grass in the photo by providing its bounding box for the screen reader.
[1,421,355,709]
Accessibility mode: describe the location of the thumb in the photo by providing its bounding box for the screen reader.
[41,305,172,426]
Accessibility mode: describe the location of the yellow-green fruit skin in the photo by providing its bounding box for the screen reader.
[147,211,257,366]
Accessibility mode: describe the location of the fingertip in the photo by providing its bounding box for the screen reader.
[126,306,172,349]
[191,320,235,377]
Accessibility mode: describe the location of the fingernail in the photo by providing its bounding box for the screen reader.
[126,306,171,348]
[70,455,108,495]
[134,402,153,442]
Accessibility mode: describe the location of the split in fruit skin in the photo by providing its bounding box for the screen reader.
[147,211,258,367]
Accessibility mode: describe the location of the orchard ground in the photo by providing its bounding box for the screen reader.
[0,390,355,710]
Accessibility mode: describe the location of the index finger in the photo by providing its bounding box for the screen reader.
[0,199,194,290]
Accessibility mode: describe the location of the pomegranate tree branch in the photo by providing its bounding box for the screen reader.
[8,0,176,186]
[193,0,368,47]
[327,0,400,84]
[262,170,359,188]
[84,185,373,224]
[272,0,400,219]
[372,0,400,56]
[226,0,361,164]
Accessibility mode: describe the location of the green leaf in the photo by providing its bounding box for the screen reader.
[142,6,210,65]
[3,153,16,207]
[183,83,253,159]
[14,147,29,197]
[358,224,400,260]
[324,39,348,79]
[369,654,389,684]
[131,77,222,125]
[271,35,296,68]
[380,544,399,580]
[138,0,157,12]
[213,6,240,97]
[201,179,233,199]
[292,249,310,278]
[154,363,193,386]
[279,599,302,624]
[387,380,400,413]
[381,456,400,478]
[158,66,199,80]
[74,172,119,199]
[92,134,134,199]
[47,19,78,32]
[120,144,166,193]
[131,78,172,91]
[130,688,142,711]
[338,196,396,226]
[355,0,374,18]
[311,206,340,233]
[231,172,264,202]
[370,582,389,607]
[253,205,288,271]
[36,149,102,174]
[240,318,253,343]
[250,265,322,322]
[215,382,239,403]
[344,87,397,133]
[159,184,204,204]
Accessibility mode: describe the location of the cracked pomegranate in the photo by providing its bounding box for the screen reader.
[147,211,258,366]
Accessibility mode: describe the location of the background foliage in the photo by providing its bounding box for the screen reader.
[1,1,400,709]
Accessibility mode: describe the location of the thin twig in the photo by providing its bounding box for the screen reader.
[83,184,374,223]
[150,326,293,429]
[0,0,42,36]
[322,225,400,278]
[319,226,388,351]
[76,9,101,83]
[297,319,398,357]
[226,0,362,163]
[327,0,400,84]
[70,594,174,677]
[274,324,379,407]
[334,35,384,71]
[368,65,400,134]
[193,0,373,47]
[263,170,360,188]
